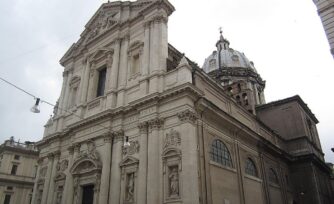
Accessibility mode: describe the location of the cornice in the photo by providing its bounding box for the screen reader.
[39,83,202,147]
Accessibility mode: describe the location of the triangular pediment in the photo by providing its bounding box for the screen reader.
[60,0,155,65]
[120,156,139,167]
[60,0,175,66]
[88,48,113,62]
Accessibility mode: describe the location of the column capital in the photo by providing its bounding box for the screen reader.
[47,153,54,160]
[73,143,81,153]
[177,109,198,124]
[37,157,45,165]
[111,130,124,142]
[68,146,74,155]
[148,118,164,130]
[54,150,61,159]
[103,132,113,143]
[138,121,148,133]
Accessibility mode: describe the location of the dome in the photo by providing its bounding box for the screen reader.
[202,33,257,73]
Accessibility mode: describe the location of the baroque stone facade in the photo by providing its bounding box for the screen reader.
[313,0,334,58]
[33,0,334,204]
[0,137,39,204]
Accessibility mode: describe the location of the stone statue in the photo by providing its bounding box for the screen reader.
[56,191,62,204]
[53,101,59,115]
[126,173,134,202]
[169,167,179,197]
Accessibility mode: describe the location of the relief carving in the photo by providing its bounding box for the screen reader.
[164,129,181,149]
[87,11,118,41]
[169,166,179,197]
[76,140,99,162]
[126,173,135,202]
[56,159,69,172]
[122,141,140,155]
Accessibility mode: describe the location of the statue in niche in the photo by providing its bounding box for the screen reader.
[169,166,179,197]
[55,191,62,204]
[126,173,135,202]
[53,101,59,115]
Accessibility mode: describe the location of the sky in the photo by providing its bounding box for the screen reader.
[0,0,333,162]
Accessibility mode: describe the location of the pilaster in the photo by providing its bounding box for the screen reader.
[98,133,113,204]
[63,69,74,111]
[147,118,164,203]
[31,158,43,204]
[65,143,80,204]
[41,153,55,204]
[177,110,200,204]
[106,38,121,108]
[80,57,90,104]
[137,122,149,204]
[117,35,130,107]
[47,151,61,204]
[109,130,124,204]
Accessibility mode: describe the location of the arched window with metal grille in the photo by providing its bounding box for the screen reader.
[268,168,279,184]
[245,158,258,177]
[210,139,233,167]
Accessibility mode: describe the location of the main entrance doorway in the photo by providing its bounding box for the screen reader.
[82,185,94,204]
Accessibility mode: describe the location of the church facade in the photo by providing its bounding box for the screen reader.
[313,0,334,58]
[33,0,334,204]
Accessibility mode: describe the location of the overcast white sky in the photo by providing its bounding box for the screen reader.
[0,0,333,162]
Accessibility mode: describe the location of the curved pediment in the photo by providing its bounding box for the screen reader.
[119,156,139,167]
[70,157,102,175]
[54,172,66,181]
[162,147,181,158]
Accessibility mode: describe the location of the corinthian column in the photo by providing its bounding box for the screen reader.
[177,110,200,204]
[109,130,124,204]
[137,122,148,204]
[106,38,121,108]
[65,143,80,204]
[31,158,42,204]
[80,58,90,104]
[47,151,60,204]
[98,133,112,204]
[147,118,164,204]
[41,153,55,204]
[116,35,129,107]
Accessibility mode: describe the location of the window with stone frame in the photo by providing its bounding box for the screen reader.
[245,158,258,177]
[127,41,143,80]
[162,148,182,201]
[210,139,233,167]
[119,156,139,203]
[268,168,279,184]
[131,54,140,75]
[68,76,80,108]
[96,67,107,97]
[11,164,18,175]
[4,194,11,204]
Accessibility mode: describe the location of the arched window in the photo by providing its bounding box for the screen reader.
[245,158,258,177]
[268,168,279,184]
[210,139,232,167]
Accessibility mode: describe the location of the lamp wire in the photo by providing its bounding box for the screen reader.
[0,76,113,134]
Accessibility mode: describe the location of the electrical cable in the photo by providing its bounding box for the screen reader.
[0,76,113,133]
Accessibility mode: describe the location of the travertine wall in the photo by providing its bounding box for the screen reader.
[314,0,334,57]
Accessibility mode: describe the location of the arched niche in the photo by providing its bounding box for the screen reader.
[119,156,139,204]
[162,147,182,202]
[70,156,102,204]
